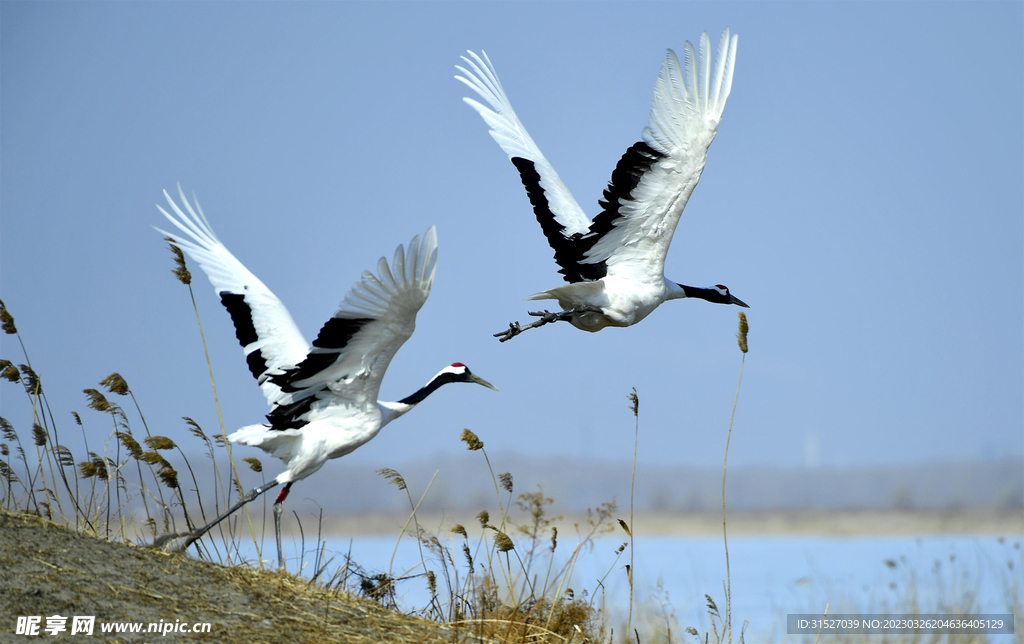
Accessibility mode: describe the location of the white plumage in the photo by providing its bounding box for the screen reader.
[457,29,747,340]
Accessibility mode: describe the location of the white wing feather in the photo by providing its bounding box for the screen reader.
[157,187,437,413]
[586,29,738,282]
[456,51,591,235]
[286,227,437,408]
[155,186,309,407]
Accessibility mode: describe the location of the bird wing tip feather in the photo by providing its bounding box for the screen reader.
[422,225,438,254]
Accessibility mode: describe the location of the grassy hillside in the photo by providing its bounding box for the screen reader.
[2,509,592,643]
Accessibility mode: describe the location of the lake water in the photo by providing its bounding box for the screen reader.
[272,532,1020,641]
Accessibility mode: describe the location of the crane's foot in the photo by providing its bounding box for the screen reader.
[492,311,561,342]
[493,309,588,342]
[493,321,523,342]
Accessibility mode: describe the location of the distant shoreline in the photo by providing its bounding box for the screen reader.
[278,508,1024,538]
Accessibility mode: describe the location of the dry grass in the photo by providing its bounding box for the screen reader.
[0,509,488,643]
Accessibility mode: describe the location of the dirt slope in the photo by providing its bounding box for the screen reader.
[0,510,477,643]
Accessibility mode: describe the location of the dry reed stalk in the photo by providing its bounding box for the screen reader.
[721,311,749,644]
[461,429,517,600]
[545,542,583,630]
[386,469,439,584]
[103,373,164,534]
[813,602,829,644]
[626,388,639,641]
[167,239,261,564]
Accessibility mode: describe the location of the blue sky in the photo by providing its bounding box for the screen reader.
[1,2,1021,478]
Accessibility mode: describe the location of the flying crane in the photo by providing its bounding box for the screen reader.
[457,28,748,342]
[154,186,496,566]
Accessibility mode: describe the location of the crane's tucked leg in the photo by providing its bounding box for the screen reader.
[153,479,281,551]
[493,307,603,342]
[273,482,293,570]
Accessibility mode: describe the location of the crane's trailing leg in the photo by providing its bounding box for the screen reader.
[493,306,602,342]
[154,479,281,551]
[274,482,293,570]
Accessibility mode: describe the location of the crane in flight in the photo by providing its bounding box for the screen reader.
[457,28,748,342]
[154,186,496,567]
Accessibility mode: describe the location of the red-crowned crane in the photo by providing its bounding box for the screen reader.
[154,186,497,567]
[457,28,748,342]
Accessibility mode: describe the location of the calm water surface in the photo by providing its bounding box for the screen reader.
[275,533,1020,641]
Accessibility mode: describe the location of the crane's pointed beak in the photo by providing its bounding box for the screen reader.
[729,294,749,308]
[469,374,499,391]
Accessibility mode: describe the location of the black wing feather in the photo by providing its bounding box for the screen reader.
[219,292,270,380]
[511,157,606,283]
[511,142,665,284]
[267,317,374,394]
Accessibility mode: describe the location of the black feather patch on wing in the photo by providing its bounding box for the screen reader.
[590,141,666,245]
[219,292,258,346]
[511,143,664,283]
[219,292,269,380]
[269,352,337,392]
[511,157,607,283]
[267,317,373,393]
[312,317,370,349]
[245,352,268,381]
[266,395,316,431]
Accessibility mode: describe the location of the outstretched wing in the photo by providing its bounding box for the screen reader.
[261,226,438,426]
[457,51,604,283]
[156,186,310,407]
[585,29,738,283]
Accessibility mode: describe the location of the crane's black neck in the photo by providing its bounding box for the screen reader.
[397,371,463,406]
[679,284,730,305]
